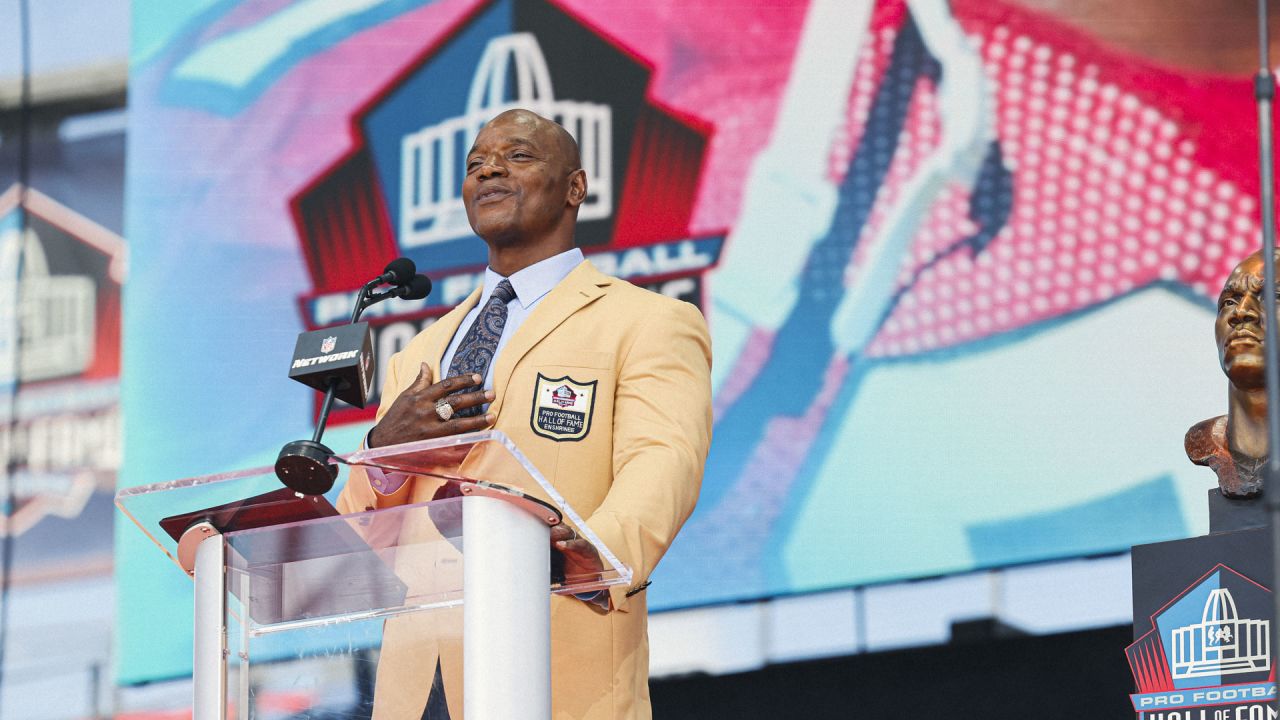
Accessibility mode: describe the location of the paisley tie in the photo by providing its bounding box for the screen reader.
[444,279,516,416]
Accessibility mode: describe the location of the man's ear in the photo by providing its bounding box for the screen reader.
[566,169,587,208]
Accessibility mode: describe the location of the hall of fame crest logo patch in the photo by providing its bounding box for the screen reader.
[532,374,596,441]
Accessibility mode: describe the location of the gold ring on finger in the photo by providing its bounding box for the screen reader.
[434,398,454,422]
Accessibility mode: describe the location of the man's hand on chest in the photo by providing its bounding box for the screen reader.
[369,367,495,448]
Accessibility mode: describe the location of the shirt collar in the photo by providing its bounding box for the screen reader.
[482,248,585,310]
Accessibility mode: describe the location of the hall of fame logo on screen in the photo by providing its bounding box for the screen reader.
[1128,564,1278,719]
[0,185,124,538]
[289,0,724,423]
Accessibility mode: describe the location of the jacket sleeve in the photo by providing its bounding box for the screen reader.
[585,300,713,612]
[336,348,421,514]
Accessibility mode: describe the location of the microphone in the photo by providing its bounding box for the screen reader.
[360,274,433,308]
[276,261,434,495]
[371,257,416,287]
[276,321,375,495]
[396,274,433,300]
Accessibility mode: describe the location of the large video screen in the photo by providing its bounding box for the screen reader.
[120,0,1246,683]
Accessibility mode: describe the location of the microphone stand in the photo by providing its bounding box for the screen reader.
[1255,0,1280,711]
[275,277,409,494]
[311,282,377,444]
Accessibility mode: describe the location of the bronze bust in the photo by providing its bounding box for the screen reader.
[1186,251,1275,498]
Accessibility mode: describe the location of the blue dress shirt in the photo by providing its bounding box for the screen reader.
[439,247,585,393]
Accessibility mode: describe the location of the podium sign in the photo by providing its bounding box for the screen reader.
[1128,528,1277,718]
[116,431,630,720]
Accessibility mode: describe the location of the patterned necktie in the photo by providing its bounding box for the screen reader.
[445,279,516,416]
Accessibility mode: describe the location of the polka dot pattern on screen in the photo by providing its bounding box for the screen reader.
[823,24,1258,359]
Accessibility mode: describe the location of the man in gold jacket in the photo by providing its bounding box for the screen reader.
[336,108,712,719]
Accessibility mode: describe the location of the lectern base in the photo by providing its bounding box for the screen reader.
[463,494,552,720]
[194,533,227,720]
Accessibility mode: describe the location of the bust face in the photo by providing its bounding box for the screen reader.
[1215,253,1271,390]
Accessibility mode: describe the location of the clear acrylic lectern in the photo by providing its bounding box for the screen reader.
[115,430,631,720]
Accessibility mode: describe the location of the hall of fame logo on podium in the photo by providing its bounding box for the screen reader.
[1128,565,1277,718]
[1170,588,1269,681]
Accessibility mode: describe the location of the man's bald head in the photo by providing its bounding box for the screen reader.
[484,109,581,173]
[461,107,589,271]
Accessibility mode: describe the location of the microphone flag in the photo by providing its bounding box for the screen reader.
[287,322,375,408]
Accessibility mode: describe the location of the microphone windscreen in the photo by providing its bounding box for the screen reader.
[402,274,433,300]
[383,257,416,285]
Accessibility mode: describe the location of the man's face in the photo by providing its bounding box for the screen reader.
[1216,254,1273,389]
[462,113,572,245]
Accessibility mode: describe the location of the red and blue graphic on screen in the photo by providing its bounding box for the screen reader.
[290,0,711,298]
[121,0,1280,684]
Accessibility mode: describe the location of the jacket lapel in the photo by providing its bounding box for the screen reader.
[489,260,610,416]
[425,286,483,381]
